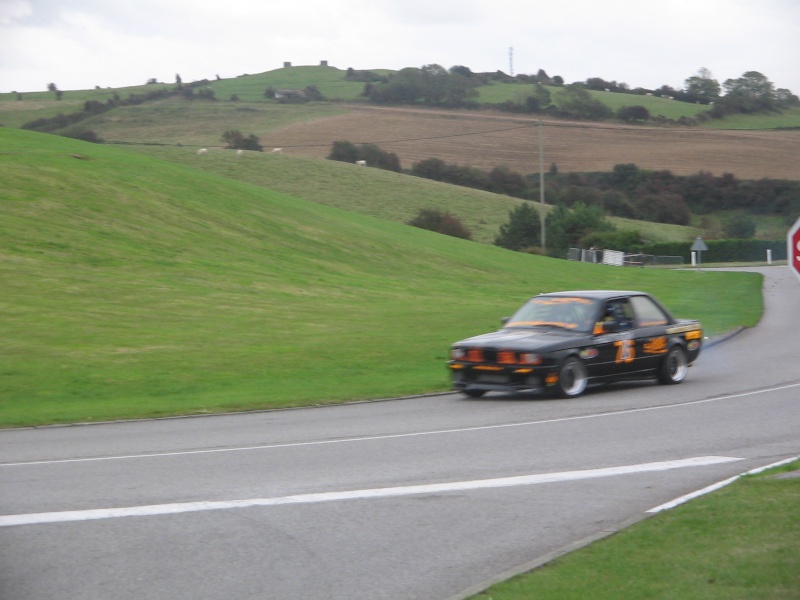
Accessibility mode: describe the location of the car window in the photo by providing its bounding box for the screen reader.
[601,298,635,330]
[630,295,670,326]
[507,297,598,332]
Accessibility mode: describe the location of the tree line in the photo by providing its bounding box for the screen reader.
[358,66,799,124]
[329,142,800,223]
[328,140,800,257]
[21,79,218,140]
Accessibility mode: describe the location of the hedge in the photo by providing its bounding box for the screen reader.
[642,239,787,263]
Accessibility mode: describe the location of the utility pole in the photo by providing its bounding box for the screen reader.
[539,119,546,253]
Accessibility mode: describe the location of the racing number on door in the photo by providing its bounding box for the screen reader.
[614,339,635,363]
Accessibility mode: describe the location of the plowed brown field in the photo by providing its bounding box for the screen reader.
[260,106,800,180]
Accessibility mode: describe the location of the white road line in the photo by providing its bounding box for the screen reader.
[648,455,799,513]
[3,382,798,468]
[0,456,742,527]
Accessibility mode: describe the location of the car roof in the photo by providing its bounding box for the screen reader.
[535,290,648,300]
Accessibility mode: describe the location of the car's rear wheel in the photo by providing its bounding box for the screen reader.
[462,389,486,398]
[658,345,688,384]
[552,357,588,398]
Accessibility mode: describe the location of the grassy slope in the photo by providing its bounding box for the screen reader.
[92,99,347,146]
[126,144,527,244]
[129,146,699,245]
[0,127,761,426]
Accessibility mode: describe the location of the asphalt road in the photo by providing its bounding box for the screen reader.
[2,267,799,600]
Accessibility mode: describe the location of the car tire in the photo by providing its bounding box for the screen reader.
[552,357,588,398]
[658,345,688,385]
[463,389,486,398]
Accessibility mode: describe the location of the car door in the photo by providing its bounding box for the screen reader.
[629,295,671,372]
[590,298,637,379]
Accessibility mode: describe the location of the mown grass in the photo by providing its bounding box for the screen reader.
[207,65,374,102]
[470,460,800,600]
[0,128,762,427]
[91,99,347,147]
[129,145,538,244]
[125,146,700,246]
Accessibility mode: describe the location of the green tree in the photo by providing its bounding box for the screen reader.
[327,141,401,171]
[328,140,359,162]
[531,83,552,107]
[411,158,447,180]
[368,67,425,103]
[47,82,63,100]
[494,203,541,251]
[556,84,612,120]
[684,68,720,102]
[545,202,614,257]
[488,166,528,197]
[722,213,756,239]
[582,228,644,252]
[722,71,777,113]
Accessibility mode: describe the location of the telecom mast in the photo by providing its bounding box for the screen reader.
[509,47,514,76]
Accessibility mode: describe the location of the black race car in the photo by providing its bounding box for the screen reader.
[448,290,703,398]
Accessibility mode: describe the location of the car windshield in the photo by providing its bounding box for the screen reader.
[506,296,599,332]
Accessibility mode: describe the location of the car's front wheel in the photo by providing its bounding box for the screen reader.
[462,389,486,398]
[552,357,588,398]
[658,345,688,384]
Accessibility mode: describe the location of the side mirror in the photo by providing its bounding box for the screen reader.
[501,317,510,325]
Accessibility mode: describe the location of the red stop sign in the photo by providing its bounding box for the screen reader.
[790,216,800,282]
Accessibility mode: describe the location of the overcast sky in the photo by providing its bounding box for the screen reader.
[2,0,798,95]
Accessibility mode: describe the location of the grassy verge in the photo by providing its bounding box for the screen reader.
[0,128,763,427]
[469,460,800,600]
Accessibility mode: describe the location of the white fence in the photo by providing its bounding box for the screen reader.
[568,249,684,267]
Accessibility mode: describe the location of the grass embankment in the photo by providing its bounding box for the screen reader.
[129,146,699,245]
[0,128,762,427]
[470,460,800,600]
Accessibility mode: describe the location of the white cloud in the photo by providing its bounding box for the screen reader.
[0,0,32,26]
[1,0,798,94]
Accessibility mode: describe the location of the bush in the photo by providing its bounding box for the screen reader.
[617,105,650,123]
[327,141,401,171]
[641,239,786,263]
[722,213,756,239]
[66,130,103,143]
[221,130,263,151]
[407,208,472,240]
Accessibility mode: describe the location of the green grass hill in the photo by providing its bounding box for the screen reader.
[3,65,800,132]
[0,127,762,426]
